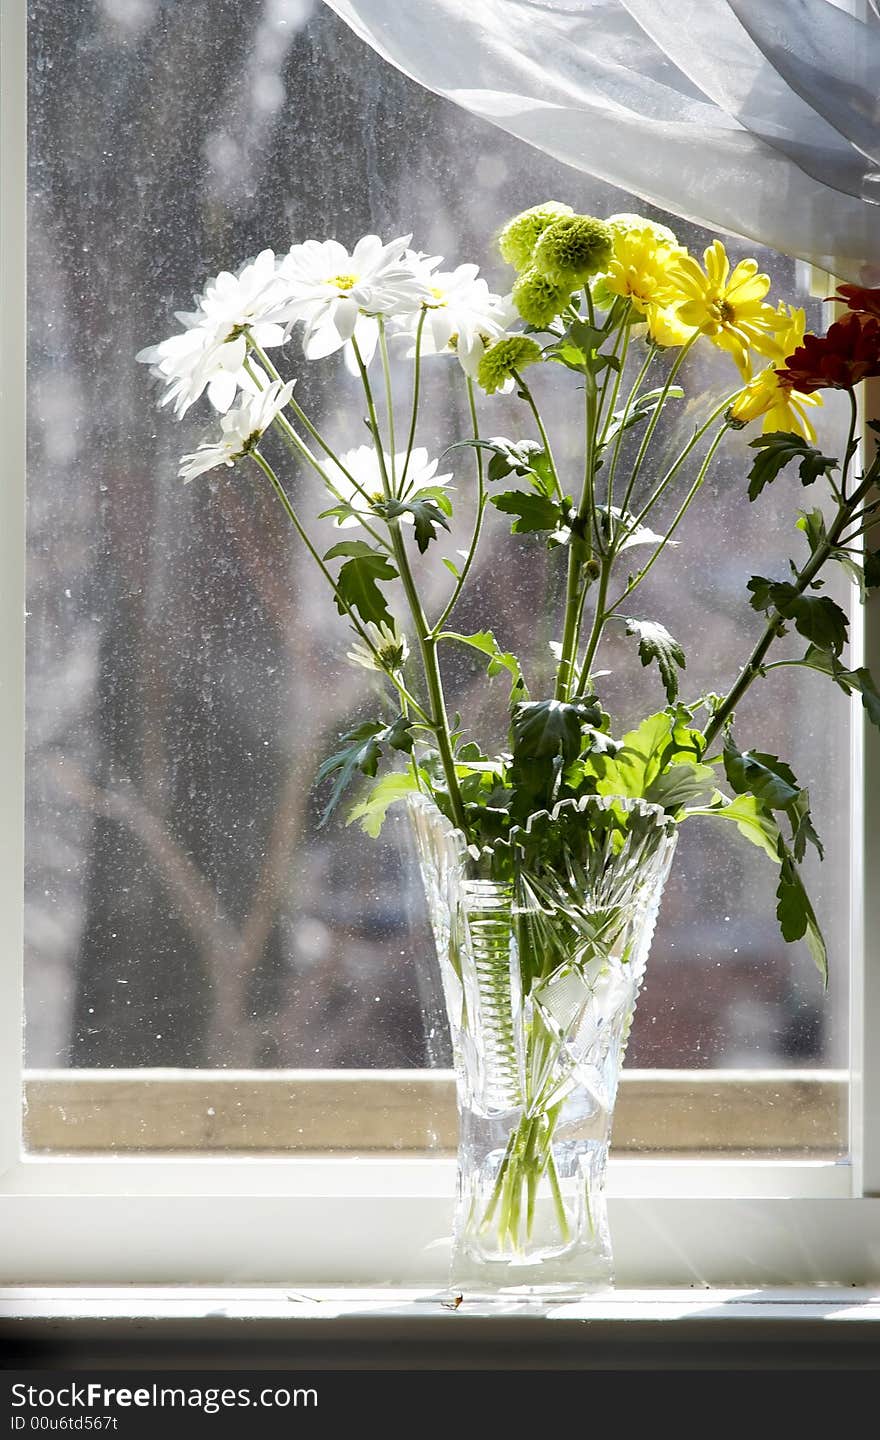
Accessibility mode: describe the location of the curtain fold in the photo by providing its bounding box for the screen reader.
[323,0,880,278]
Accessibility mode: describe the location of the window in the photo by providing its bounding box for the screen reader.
[3,0,879,1287]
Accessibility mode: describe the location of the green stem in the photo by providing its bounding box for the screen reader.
[607,425,729,613]
[352,337,469,836]
[574,551,613,695]
[702,457,875,751]
[555,363,600,700]
[511,370,565,501]
[248,450,430,722]
[242,351,392,552]
[401,308,427,493]
[601,321,631,521]
[378,317,397,492]
[605,340,657,523]
[432,378,486,634]
[627,396,735,534]
[618,335,697,519]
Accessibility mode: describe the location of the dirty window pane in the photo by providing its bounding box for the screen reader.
[26,0,849,1104]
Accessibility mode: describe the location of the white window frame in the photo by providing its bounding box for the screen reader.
[2,0,879,1288]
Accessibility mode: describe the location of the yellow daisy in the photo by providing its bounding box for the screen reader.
[600,225,697,349]
[668,240,779,377]
[728,305,822,441]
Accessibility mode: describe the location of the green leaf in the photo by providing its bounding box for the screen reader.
[491,490,564,534]
[316,715,413,826]
[796,508,827,557]
[346,771,422,838]
[747,432,838,501]
[594,710,709,810]
[448,438,552,492]
[776,845,828,983]
[785,593,849,656]
[625,618,686,703]
[789,788,824,863]
[748,577,849,656]
[439,629,527,702]
[646,762,715,811]
[723,736,823,860]
[800,646,880,728]
[723,737,800,810]
[324,542,398,628]
[400,495,451,554]
[315,720,384,827]
[865,549,880,589]
[511,697,601,767]
[681,791,782,862]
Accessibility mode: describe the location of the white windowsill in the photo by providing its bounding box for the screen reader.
[2,1285,880,1324]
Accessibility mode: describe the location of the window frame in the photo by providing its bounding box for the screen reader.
[3,0,880,1287]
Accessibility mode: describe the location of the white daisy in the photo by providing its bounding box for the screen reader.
[178,379,294,482]
[398,254,515,380]
[322,445,451,528]
[138,249,290,416]
[347,620,410,675]
[275,234,432,363]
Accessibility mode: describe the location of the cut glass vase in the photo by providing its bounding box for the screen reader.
[408,791,677,1298]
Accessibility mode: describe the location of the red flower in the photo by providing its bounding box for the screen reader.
[776,312,880,393]
[830,283,880,320]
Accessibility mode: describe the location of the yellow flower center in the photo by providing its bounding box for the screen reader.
[713,297,736,325]
[424,286,447,309]
[329,273,358,291]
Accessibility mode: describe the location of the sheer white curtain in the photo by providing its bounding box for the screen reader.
[324,0,880,278]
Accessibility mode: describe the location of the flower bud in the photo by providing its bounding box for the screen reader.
[532,215,613,286]
[512,267,570,328]
[498,202,574,272]
[477,335,543,395]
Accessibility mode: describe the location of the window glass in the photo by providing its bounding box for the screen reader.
[25,1,850,1144]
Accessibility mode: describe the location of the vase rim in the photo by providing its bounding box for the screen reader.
[404,788,677,859]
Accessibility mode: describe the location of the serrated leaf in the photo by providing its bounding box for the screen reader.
[324,543,398,628]
[789,788,824,863]
[646,761,715,810]
[723,737,801,810]
[747,432,838,501]
[776,845,827,982]
[625,618,686,702]
[747,577,849,656]
[316,715,414,826]
[400,495,451,553]
[594,710,707,811]
[723,736,823,860]
[439,629,527,702]
[796,508,827,556]
[448,437,548,488]
[512,698,602,765]
[315,720,384,826]
[491,490,564,534]
[681,790,782,862]
[865,549,880,589]
[346,771,421,838]
[800,646,880,728]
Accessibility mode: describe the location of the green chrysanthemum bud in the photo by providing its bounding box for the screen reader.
[511,266,570,328]
[497,202,574,272]
[606,212,678,246]
[477,335,543,395]
[532,215,613,285]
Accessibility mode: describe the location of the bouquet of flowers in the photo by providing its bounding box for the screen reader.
[139,205,880,1281]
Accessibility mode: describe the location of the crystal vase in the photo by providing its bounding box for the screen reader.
[408,791,677,1297]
